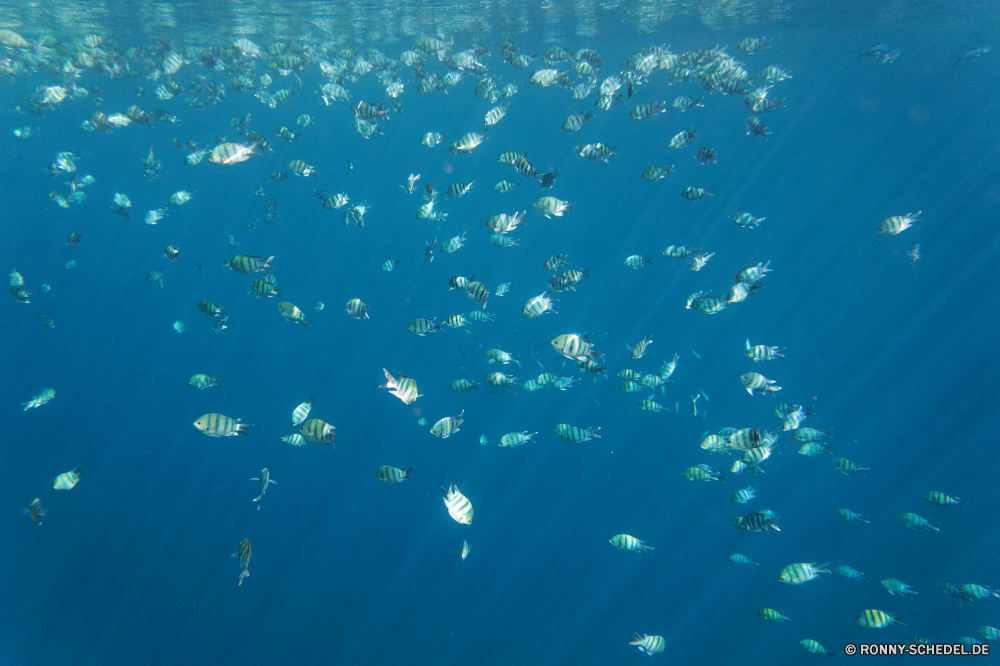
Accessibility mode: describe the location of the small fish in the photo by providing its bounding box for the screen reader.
[954,46,991,65]
[442,484,473,524]
[629,634,665,656]
[194,413,250,437]
[52,468,83,492]
[461,540,471,561]
[380,369,422,405]
[800,640,832,659]
[906,244,921,265]
[249,468,277,509]
[25,498,46,525]
[899,512,939,531]
[430,410,465,438]
[234,539,251,585]
[609,534,654,554]
[376,465,414,485]
[731,554,758,567]
[882,578,918,597]
[300,418,336,445]
[757,608,789,622]
[877,211,921,235]
[291,398,315,426]
[778,562,830,585]
[856,609,906,629]
[188,374,222,389]
[23,388,55,411]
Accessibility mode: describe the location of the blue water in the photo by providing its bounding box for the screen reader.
[2,2,1000,664]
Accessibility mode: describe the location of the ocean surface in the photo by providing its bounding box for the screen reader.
[2,1,999,664]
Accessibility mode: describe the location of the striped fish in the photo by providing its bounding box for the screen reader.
[731,554,758,567]
[52,469,83,492]
[629,101,665,120]
[249,468,277,509]
[430,410,464,438]
[683,464,724,482]
[554,424,601,443]
[282,434,307,447]
[499,432,536,448]
[609,534,654,554]
[407,318,440,336]
[23,388,55,410]
[629,634,665,656]
[446,182,475,197]
[856,609,905,629]
[924,491,967,507]
[380,369,422,405]
[778,562,829,585]
[485,372,518,389]
[484,103,509,126]
[225,255,273,274]
[521,291,558,318]
[345,298,369,319]
[741,372,781,396]
[381,258,401,272]
[188,374,222,389]
[300,418,336,445]
[758,608,789,622]
[561,111,594,131]
[835,509,869,523]
[193,413,250,437]
[899,512,939,531]
[630,336,653,359]
[33,311,55,328]
[534,196,573,218]
[376,465,414,485]
[198,300,225,316]
[287,159,317,177]
[551,333,598,361]
[210,142,259,165]
[835,566,869,582]
[25,498,44,525]
[877,211,921,235]
[251,278,281,298]
[466,281,489,309]
[800,640,831,658]
[449,130,488,155]
[745,341,784,362]
[278,302,310,326]
[834,458,869,475]
[291,398,315,426]
[442,484,474,524]
[732,511,781,532]
[234,539,251,585]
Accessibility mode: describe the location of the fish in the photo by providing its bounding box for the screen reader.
[877,211,921,235]
[52,469,83,492]
[835,509,870,523]
[300,418,336,445]
[924,491,967,507]
[442,484,473,524]
[554,424,601,443]
[23,388,55,410]
[800,640,832,659]
[499,432,537,447]
[835,566,869,582]
[376,465,414,485]
[899,512,939,531]
[778,562,830,585]
[25,498,45,525]
[282,434,307,447]
[193,413,250,437]
[430,410,465,438]
[609,534,654,554]
[745,340,784,362]
[741,372,781,396]
[345,298,369,319]
[210,142,259,165]
[225,255,274,274]
[856,609,906,629]
[629,634,665,656]
[461,540,471,561]
[407,318,440,336]
[534,196,573,218]
[291,398,315,426]
[278,302,310,326]
[834,458,869,475]
[757,609,789,622]
[954,46,991,65]
[249,468,277,509]
[188,374,222,389]
[380,369,422,405]
[234,539,251,585]
[521,291,558,318]
[882,578,918,597]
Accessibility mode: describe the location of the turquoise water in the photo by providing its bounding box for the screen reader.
[2,2,999,664]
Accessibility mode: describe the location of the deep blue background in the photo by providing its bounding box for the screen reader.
[2,3,999,664]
